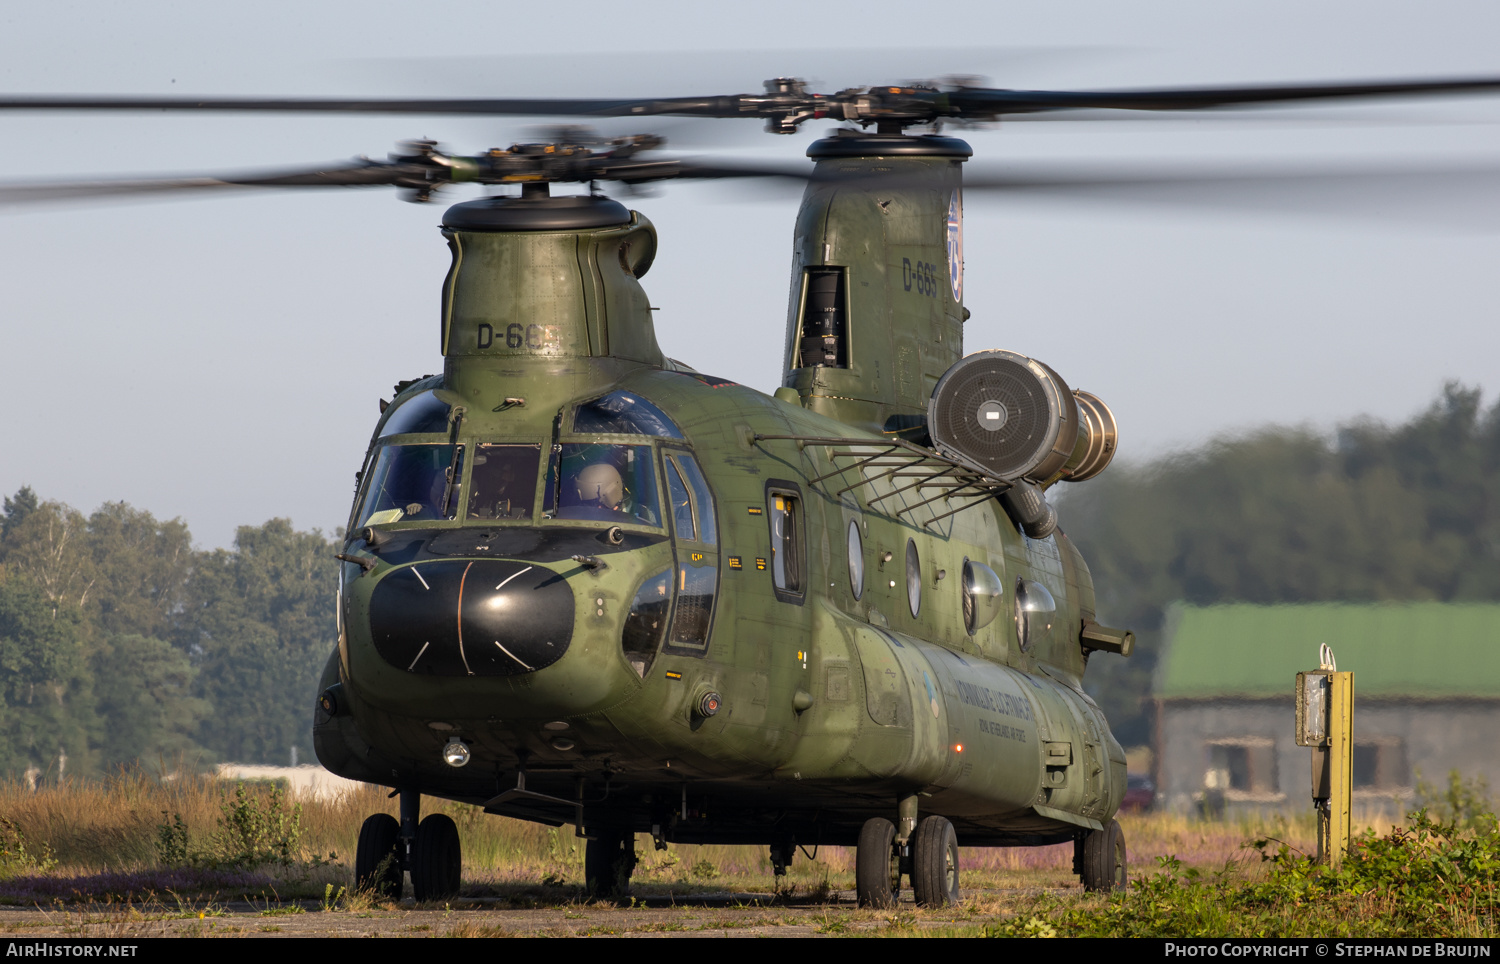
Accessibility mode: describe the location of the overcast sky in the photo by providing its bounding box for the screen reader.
[2,0,1499,547]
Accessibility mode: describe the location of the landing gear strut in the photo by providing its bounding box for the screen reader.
[857,805,962,907]
[770,838,795,878]
[585,829,637,900]
[355,790,464,902]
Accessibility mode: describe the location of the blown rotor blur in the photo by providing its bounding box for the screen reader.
[4,72,1500,213]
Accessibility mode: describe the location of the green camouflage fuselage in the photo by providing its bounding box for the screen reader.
[314,134,1125,847]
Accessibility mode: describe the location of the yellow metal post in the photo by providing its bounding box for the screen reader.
[1298,650,1354,868]
[1321,671,1354,868]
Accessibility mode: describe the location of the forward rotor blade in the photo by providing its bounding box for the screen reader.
[0,160,408,206]
[648,159,812,183]
[8,150,1496,230]
[0,94,736,117]
[0,154,810,210]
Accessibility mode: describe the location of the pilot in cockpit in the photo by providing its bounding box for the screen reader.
[574,462,658,525]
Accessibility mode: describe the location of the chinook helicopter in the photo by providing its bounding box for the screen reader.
[5,73,1500,906]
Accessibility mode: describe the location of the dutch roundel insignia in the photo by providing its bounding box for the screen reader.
[947,189,963,303]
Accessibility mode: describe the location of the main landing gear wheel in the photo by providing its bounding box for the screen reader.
[355,813,403,900]
[856,817,900,908]
[585,830,637,901]
[411,813,462,901]
[910,815,960,907]
[1079,818,1127,893]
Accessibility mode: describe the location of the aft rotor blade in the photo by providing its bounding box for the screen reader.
[959,161,1500,229]
[5,76,1500,123]
[948,77,1500,115]
[357,45,1106,100]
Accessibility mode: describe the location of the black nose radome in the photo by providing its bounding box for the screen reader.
[369,560,574,677]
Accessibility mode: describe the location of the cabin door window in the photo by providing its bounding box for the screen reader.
[766,483,805,604]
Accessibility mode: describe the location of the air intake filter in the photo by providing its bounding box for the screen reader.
[927,350,1078,481]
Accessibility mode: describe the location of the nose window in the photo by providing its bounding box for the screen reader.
[624,569,672,677]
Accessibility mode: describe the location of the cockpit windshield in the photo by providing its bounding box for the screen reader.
[546,443,661,526]
[468,444,542,521]
[356,444,455,526]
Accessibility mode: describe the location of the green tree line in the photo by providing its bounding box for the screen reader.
[0,490,336,779]
[1062,383,1500,745]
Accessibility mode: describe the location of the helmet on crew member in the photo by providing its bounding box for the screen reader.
[575,462,625,510]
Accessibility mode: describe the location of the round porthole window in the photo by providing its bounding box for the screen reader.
[962,559,1004,635]
[1015,578,1056,652]
[905,539,922,617]
[847,520,865,600]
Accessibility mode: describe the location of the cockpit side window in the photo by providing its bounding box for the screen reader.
[355,444,455,526]
[665,458,695,541]
[669,453,717,546]
[572,391,683,438]
[662,450,720,657]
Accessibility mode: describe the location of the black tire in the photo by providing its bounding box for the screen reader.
[354,813,402,900]
[411,813,462,901]
[856,817,899,908]
[910,815,960,907]
[1080,818,1127,893]
[585,830,636,900]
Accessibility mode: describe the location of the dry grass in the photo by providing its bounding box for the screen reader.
[0,768,1410,901]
